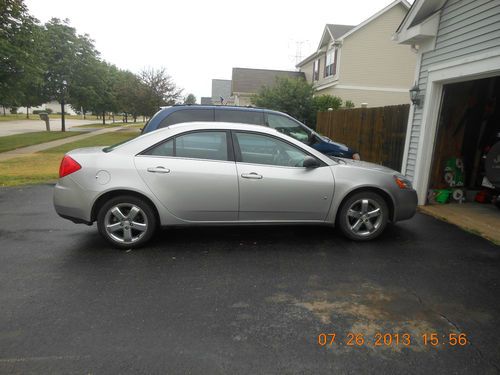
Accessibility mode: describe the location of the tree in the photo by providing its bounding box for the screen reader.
[251,77,315,126]
[184,93,196,104]
[43,18,100,130]
[0,0,42,113]
[139,67,182,116]
[312,95,343,112]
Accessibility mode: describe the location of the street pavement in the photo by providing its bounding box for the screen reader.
[0,185,499,374]
[0,119,98,137]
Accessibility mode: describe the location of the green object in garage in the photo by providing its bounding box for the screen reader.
[435,189,451,204]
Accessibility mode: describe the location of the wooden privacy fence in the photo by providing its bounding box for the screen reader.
[316,104,410,171]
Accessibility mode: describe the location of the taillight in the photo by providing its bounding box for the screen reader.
[59,155,81,178]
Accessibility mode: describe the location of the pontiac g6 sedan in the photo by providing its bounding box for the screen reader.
[54,122,417,248]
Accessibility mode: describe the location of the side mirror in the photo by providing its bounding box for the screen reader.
[303,156,320,168]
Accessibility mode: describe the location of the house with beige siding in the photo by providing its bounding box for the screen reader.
[297,0,416,107]
[231,68,305,106]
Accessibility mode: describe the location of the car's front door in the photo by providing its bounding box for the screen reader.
[233,131,334,221]
[135,130,238,222]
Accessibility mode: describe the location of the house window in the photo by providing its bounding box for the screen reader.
[325,48,338,78]
[313,58,320,81]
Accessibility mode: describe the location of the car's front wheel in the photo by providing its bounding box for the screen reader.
[97,195,157,249]
[337,191,389,241]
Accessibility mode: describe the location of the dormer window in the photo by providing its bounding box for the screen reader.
[325,47,338,77]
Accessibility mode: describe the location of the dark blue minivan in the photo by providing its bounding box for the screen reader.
[142,105,360,159]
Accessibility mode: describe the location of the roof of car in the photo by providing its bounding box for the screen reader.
[165,121,280,134]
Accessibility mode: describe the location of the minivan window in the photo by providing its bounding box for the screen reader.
[158,109,214,128]
[215,109,264,125]
[265,113,310,143]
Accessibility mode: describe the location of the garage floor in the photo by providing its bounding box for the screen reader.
[419,202,500,245]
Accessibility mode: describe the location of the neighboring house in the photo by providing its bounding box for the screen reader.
[297,0,416,107]
[394,0,500,205]
[231,68,305,106]
[211,79,233,105]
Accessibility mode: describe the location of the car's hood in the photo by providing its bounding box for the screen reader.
[334,158,396,174]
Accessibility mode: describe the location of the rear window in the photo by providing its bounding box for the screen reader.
[215,109,264,125]
[158,109,214,128]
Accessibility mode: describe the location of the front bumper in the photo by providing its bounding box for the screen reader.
[393,188,418,222]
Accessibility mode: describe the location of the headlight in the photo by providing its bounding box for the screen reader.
[394,175,412,189]
[352,153,361,160]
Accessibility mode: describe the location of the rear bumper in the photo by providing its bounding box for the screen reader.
[53,178,93,224]
[393,188,418,222]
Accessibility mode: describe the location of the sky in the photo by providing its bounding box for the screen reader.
[25,0,406,102]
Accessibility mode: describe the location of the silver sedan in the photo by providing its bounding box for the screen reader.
[54,122,417,248]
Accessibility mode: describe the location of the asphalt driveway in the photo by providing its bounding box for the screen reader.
[0,185,499,374]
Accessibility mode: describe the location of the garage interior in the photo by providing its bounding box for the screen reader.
[421,76,500,244]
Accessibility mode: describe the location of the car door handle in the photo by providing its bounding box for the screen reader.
[241,172,263,179]
[147,166,170,174]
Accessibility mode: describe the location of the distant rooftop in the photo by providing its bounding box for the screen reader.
[232,67,305,94]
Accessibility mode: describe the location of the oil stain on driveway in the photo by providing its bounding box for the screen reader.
[0,184,499,374]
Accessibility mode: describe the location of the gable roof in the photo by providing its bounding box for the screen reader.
[298,0,411,67]
[327,24,356,40]
[231,68,305,94]
[396,0,446,34]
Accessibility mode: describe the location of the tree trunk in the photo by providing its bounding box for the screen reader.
[26,106,29,119]
[112,114,115,123]
[83,110,86,120]
[102,111,106,125]
[61,100,66,132]
[124,113,128,123]
[2,106,5,116]
[133,115,136,123]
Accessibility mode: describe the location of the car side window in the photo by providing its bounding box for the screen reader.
[235,132,309,167]
[143,131,228,161]
[265,113,310,143]
[158,109,214,128]
[215,109,264,125]
[176,132,228,161]
[145,139,174,157]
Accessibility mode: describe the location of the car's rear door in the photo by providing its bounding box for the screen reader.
[134,130,238,222]
[233,131,334,222]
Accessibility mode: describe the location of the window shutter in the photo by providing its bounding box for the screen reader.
[332,48,338,76]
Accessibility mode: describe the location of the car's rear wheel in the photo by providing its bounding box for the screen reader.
[337,191,389,241]
[97,195,156,249]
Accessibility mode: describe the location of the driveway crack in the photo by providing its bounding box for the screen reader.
[411,291,500,373]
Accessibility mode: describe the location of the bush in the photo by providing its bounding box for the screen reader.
[344,100,355,108]
[10,107,18,114]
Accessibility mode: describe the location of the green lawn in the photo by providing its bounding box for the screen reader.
[0,131,138,187]
[0,131,81,153]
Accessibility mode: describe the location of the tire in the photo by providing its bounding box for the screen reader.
[97,195,157,249]
[337,191,389,241]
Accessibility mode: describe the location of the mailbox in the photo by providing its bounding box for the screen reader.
[39,112,50,131]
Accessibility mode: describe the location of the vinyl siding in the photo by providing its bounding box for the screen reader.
[404,0,500,180]
[339,4,416,88]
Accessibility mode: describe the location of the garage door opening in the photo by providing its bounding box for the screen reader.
[422,76,500,244]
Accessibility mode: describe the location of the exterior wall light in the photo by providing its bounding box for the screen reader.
[409,83,423,107]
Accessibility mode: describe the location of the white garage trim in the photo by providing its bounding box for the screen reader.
[413,51,500,204]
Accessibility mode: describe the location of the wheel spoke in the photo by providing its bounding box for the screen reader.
[127,206,140,221]
[347,209,361,219]
[111,207,126,221]
[123,227,133,242]
[132,222,147,232]
[361,199,369,214]
[365,220,374,232]
[366,208,381,218]
[106,222,122,232]
[351,219,363,232]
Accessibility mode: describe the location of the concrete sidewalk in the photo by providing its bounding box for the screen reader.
[0,127,129,161]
